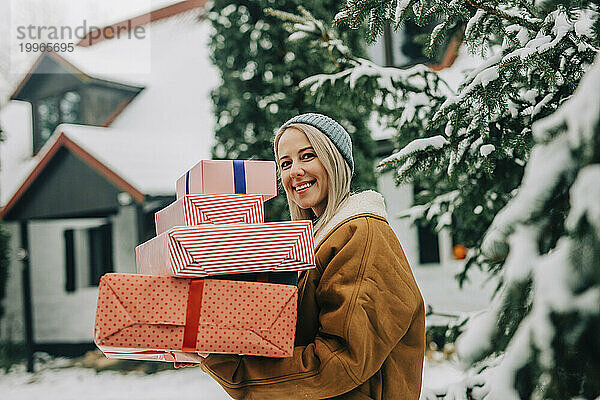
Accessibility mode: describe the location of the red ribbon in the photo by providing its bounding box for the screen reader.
[182,279,205,352]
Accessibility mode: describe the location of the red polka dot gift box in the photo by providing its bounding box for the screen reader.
[135,220,315,278]
[94,274,298,362]
[154,193,265,236]
[176,160,277,201]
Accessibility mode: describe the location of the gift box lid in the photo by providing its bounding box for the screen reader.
[176,160,277,201]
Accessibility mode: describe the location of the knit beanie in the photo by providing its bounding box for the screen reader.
[278,113,354,174]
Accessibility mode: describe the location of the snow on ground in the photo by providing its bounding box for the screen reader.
[0,357,464,399]
[0,363,229,400]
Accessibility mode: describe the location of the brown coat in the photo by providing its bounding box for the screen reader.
[202,192,425,399]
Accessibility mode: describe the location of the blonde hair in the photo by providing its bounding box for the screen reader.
[274,123,352,236]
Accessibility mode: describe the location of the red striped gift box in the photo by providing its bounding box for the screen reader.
[154,194,264,235]
[136,221,315,277]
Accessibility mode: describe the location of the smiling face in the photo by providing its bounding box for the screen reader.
[277,127,329,217]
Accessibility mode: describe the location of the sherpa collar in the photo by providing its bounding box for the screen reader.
[314,190,388,248]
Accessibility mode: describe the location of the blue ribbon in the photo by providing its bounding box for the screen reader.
[233,160,247,194]
[185,171,190,195]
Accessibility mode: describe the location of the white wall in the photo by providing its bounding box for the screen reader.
[377,171,420,267]
[378,165,457,268]
[112,204,138,275]
[0,205,137,343]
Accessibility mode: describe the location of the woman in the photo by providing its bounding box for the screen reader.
[201,113,425,399]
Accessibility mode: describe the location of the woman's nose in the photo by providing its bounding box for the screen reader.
[290,162,304,176]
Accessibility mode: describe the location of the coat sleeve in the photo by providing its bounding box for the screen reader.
[201,217,422,400]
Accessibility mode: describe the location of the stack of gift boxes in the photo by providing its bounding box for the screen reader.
[94,160,315,364]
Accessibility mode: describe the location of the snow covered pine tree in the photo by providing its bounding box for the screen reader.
[457,53,600,400]
[270,0,599,398]
[207,0,377,222]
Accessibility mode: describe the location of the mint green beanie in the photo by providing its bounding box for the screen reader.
[278,113,354,174]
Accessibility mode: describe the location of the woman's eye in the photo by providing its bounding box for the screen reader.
[301,153,316,160]
[280,160,291,169]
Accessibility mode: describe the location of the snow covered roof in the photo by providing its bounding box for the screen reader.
[1,0,219,207]
[0,122,212,217]
[61,123,212,195]
[9,1,219,132]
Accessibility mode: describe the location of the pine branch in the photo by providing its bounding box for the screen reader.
[514,0,538,18]
[394,0,417,30]
[427,18,453,56]
[264,8,306,24]
[464,0,542,31]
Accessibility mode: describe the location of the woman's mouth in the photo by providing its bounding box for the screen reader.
[294,181,315,192]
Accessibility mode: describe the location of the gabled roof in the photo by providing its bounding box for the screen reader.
[78,0,207,47]
[10,52,90,101]
[9,0,209,100]
[1,0,218,208]
[0,122,212,218]
[0,129,142,219]
[10,52,144,102]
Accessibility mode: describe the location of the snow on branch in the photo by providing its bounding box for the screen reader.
[482,54,600,259]
[397,189,459,231]
[434,7,598,122]
[299,57,434,95]
[378,135,449,168]
[566,165,600,237]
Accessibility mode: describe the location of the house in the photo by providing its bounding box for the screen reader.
[0,0,493,362]
[0,0,218,357]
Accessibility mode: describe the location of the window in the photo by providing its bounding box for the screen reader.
[413,184,441,265]
[37,95,60,143]
[35,90,81,151]
[89,224,113,286]
[64,229,75,292]
[63,223,113,291]
[417,222,441,264]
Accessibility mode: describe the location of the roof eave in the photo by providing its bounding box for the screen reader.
[0,130,146,220]
[10,52,93,101]
[77,0,207,47]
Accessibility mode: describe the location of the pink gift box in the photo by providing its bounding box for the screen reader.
[176,160,277,201]
[155,193,264,235]
[95,274,298,361]
[136,221,315,277]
